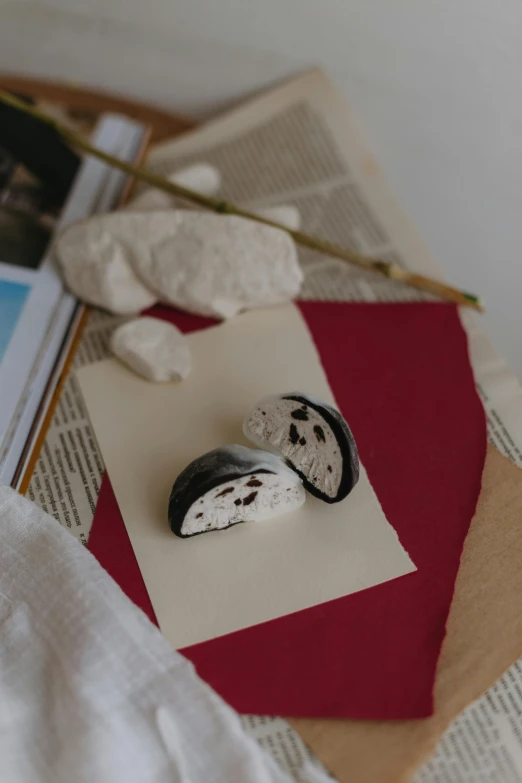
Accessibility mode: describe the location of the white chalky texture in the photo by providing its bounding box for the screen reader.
[124,188,175,213]
[125,163,221,213]
[170,163,221,195]
[110,316,191,382]
[170,445,305,537]
[129,211,303,319]
[244,396,343,499]
[182,471,304,536]
[56,214,158,315]
[254,204,301,230]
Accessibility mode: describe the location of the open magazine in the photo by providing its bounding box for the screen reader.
[0,110,146,487]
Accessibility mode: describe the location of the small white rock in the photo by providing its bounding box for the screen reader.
[124,188,175,213]
[170,163,221,195]
[254,205,301,231]
[56,214,157,315]
[125,163,221,213]
[110,317,191,382]
[128,211,303,319]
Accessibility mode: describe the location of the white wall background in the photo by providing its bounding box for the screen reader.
[1,0,522,376]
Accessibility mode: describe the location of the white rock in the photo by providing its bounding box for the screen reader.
[56,214,157,315]
[57,207,302,320]
[170,163,221,195]
[110,317,191,382]
[254,205,301,231]
[128,211,303,319]
[124,188,175,213]
[125,164,221,213]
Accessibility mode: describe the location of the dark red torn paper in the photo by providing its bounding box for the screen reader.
[89,302,486,719]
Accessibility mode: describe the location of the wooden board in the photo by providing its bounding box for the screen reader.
[0,74,194,142]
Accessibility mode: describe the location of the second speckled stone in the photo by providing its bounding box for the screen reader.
[243,392,359,503]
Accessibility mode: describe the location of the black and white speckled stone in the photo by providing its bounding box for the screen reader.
[243,392,359,503]
[168,445,305,538]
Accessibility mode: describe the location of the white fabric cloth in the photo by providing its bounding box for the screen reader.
[0,486,293,783]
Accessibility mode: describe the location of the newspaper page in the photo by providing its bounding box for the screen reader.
[28,69,522,781]
[25,310,124,545]
[416,662,522,782]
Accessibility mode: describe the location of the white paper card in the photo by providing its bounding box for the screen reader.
[77,304,415,649]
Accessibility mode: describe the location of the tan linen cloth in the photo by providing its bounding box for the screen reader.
[289,444,522,783]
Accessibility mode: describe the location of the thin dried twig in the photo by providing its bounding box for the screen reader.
[0,90,483,311]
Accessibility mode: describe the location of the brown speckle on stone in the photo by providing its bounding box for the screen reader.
[216,486,234,498]
[289,423,299,444]
[314,425,326,443]
[243,491,258,506]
